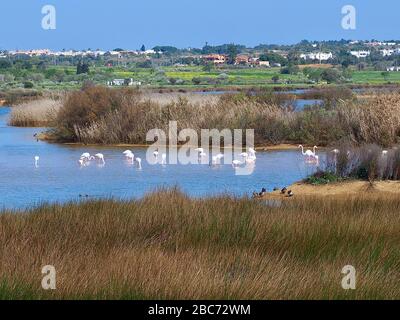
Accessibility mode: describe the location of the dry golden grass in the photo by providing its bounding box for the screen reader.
[8,98,62,127]
[0,189,399,300]
[142,91,220,106]
[339,93,400,146]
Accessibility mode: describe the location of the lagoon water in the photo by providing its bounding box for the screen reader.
[0,107,322,210]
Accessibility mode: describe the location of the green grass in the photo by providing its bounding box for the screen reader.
[4,64,400,92]
[351,71,400,84]
[305,171,342,185]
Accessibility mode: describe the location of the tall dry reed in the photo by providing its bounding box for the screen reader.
[0,189,399,299]
[9,98,62,127]
[16,86,400,147]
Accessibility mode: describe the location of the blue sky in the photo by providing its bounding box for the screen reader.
[0,0,398,50]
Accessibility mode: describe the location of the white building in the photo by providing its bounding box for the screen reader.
[381,49,395,57]
[350,50,371,58]
[387,66,400,72]
[381,48,400,57]
[300,52,333,61]
[107,78,141,86]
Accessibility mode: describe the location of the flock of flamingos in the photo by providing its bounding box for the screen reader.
[33,145,321,169]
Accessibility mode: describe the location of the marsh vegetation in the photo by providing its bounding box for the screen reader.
[0,188,399,300]
[8,86,400,148]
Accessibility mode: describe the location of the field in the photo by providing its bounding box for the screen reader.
[0,189,398,300]
[352,71,400,84]
[4,63,400,94]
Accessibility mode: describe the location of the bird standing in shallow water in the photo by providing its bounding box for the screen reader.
[95,153,105,164]
[135,157,142,169]
[123,151,134,164]
[34,156,39,168]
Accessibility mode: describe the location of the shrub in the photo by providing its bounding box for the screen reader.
[54,86,141,141]
[23,81,34,89]
[305,171,341,185]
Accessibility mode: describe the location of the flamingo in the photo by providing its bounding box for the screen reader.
[232,160,242,167]
[197,151,207,163]
[299,145,317,161]
[80,152,91,160]
[248,148,257,160]
[95,153,105,164]
[123,151,134,163]
[161,153,167,165]
[240,152,256,164]
[216,153,224,160]
[211,153,224,165]
[299,145,314,157]
[34,156,39,167]
[135,157,142,169]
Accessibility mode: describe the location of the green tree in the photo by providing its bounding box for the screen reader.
[259,51,287,66]
[0,60,12,69]
[77,62,90,74]
[202,62,213,72]
[271,75,280,83]
[321,68,343,84]
[227,44,238,65]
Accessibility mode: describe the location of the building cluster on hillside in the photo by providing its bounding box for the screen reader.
[201,54,270,67]
[349,50,371,58]
[365,41,398,47]
[300,52,333,61]
[3,49,162,58]
[107,78,142,86]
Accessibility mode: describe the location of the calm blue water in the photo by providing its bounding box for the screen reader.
[292,99,323,110]
[0,107,322,209]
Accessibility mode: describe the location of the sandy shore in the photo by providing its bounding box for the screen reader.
[37,134,307,151]
[262,180,400,201]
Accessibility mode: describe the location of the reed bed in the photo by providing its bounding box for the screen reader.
[142,91,220,106]
[8,86,400,147]
[8,98,62,127]
[325,144,400,181]
[0,189,399,300]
